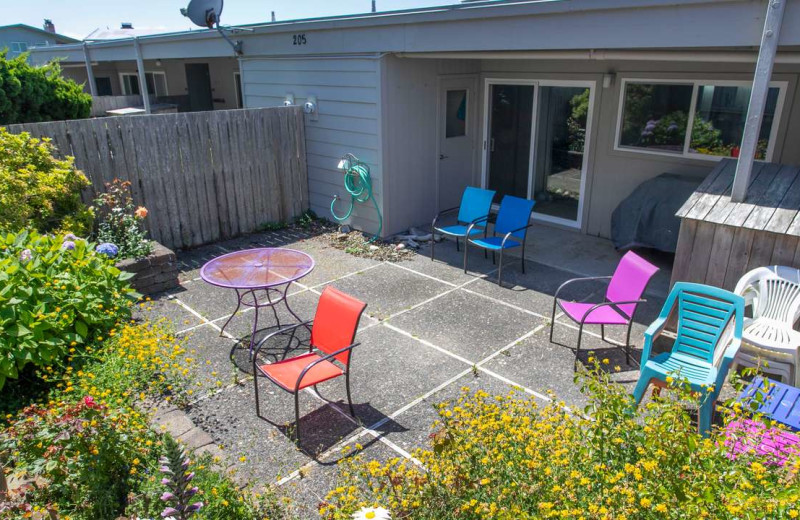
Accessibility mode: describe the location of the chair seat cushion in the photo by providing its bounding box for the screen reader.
[559,301,630,325]
[258,352,343,391]
[743,317,800,352]
[434,224,485,237]
[468,236,522,250]
[644,351,718,386]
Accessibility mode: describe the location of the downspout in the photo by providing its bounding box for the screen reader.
[82,42,98,97]
[731,0,786,202]
[133,37,152,115]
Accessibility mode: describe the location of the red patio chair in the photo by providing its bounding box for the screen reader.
[252,286,367,441]
[549,251,659,366]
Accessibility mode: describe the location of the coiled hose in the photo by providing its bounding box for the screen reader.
[330,153,383,242]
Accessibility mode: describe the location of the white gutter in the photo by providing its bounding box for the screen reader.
[731,0,787,202]
[396,49,800,63]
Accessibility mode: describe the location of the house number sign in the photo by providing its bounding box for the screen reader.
[292,34,307,45]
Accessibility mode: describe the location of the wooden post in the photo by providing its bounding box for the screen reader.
[82,42,97,97]
[731,0,785,202]
[133,37,152,115]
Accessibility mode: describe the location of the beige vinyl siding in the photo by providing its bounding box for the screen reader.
[240,56,384,233]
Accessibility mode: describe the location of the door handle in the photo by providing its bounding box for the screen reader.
[439,154,449,160]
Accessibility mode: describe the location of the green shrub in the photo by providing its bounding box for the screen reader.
[0,51,91,125]
[0,127,93,235]
[94,178,152,259]
[323,362,800,519]
[0,230,137,389]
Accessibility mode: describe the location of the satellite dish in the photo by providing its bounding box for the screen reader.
[181,0,223,29]
[181,0,246,55]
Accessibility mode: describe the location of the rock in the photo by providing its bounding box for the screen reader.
[406,239,420,249]
[335,232,348,241]
[369,245,380,251]
[339,225,351,233]
[395,243,406,250]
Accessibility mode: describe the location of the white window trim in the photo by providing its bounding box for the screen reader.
[233,72,243,108]
[614,78,788,163]
[10,42,28,52]
[119,71,169,97]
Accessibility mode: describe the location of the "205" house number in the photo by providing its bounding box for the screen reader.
[292,34,307,45]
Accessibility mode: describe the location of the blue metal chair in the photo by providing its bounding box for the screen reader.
[632,282,744,436]
[463,195,535,286]
[431,186,496,262]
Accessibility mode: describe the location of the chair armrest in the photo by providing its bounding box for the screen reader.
[294,342,361,392]
[640,316,668,369]
[579,299,646,324]
[252,320,313,357]
[499,224,534,248]
[465,217,490,238]
[554,276,612,301]
[432,206,461,230]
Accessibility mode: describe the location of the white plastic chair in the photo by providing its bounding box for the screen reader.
[732,266,800,386]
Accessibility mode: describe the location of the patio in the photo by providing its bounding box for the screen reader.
[136,226,669,517]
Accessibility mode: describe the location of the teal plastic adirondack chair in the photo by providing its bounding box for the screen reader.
[632,282,744,435]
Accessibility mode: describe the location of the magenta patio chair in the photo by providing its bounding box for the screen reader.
[549,251,659,366]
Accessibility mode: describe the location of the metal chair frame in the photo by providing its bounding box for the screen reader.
[463,221,534,285]
[431,208,489,258]
[252,310,364,442]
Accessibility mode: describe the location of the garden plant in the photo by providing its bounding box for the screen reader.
[94,179,152,260]
[322,360,800,519]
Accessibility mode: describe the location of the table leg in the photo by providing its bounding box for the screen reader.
[249,289,260,357]
[283,282,304,324]
[220,288,242,337]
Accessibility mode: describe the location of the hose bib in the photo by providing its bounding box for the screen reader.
[330,153,383,242]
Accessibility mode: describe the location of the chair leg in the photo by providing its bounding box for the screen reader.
[631,376,650,407]
[492,251,495,265]
[430,233,435,261]
[698,398,715,437]
[253,374,261,418]
[497,249,504,286]
[600,324,605,342]
[345,371,355,417]
[624,321,633,366]
[549,298,558,343]
[294,391,301,443]
[463,238,469,273]
[574,322,584,370]
[521,250,525,274]
[456,237,460,252]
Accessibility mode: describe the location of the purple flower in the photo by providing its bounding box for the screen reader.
[667,122,679,132]
[161,507,180,518]
[63,233,78,241]
[61,240,76,251]
[160,491,176,502]
[95,242,119,258]
[19,249,32,263]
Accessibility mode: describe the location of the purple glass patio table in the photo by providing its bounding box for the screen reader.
[200,248,315,355]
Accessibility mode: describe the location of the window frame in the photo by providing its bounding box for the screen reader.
[613,78,788,162]
[10,42,28,53]
[119,71,168,97]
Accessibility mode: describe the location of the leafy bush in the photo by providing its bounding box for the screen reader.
[323,363,800,519]
[0,128,93,235]
[0,230,137,389]
[0,51,91,125]
[94,179,152,259]
[1,321,290,519]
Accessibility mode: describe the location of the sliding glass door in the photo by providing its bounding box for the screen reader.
[483,80,593,227]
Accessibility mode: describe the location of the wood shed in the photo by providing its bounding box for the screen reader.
[672,159,800,290]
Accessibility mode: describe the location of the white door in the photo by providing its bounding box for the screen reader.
[437,77,477,211]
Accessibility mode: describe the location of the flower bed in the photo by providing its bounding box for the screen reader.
[322,363,800,519]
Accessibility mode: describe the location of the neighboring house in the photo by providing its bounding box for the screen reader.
[27,0,800,240]
[0,21,77,58]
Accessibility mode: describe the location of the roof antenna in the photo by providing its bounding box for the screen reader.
[180,0,249,55]
[371,0,376,12]
[271,11,276,22]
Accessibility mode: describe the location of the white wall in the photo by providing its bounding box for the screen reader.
[241,56,384,234]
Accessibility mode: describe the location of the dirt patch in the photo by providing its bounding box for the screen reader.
[314,230,416,262]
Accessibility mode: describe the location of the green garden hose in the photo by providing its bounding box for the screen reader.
[330,153,383,242]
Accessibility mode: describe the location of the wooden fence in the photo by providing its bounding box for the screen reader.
[6,107,309,250]
[90,95,143,116]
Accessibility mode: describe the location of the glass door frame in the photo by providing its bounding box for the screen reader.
[480,78,597,230]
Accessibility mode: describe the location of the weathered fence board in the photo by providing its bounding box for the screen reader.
[5,107,309,250]
[90,95,144,117]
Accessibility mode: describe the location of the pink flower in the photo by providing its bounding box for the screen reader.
[83,395,97,408]
[134,206,148,219]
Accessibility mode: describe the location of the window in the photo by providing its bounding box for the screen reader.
[9,42,28,53]
[445,89,467,138]
[120,72,168,97]
[95,77,112,96]
[616,80,785,161]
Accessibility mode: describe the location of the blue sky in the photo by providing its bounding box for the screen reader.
[3,0,449,40]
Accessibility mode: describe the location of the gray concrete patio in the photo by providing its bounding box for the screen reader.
[136,226,670,517]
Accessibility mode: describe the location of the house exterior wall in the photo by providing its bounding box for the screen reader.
[379,57,800,240]
[240,56,384,235]
[0,26,71,58]
[61,58,242,110]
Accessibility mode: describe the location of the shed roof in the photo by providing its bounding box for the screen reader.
[677,159,800,237]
